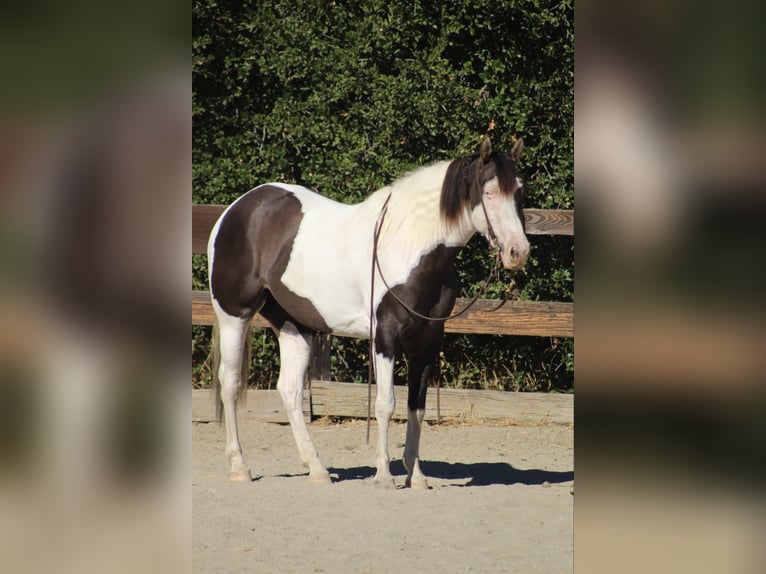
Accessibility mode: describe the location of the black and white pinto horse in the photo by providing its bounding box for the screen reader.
[208,137,529,488]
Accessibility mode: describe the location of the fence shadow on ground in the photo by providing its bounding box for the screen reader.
[327,460,573,487]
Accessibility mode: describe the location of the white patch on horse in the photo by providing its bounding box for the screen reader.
[277,184,370,337]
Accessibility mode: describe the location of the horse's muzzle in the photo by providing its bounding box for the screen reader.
[500,243,529,270]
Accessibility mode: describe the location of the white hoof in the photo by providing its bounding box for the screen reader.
[229,469,253,482]
[309,470,332,484]
[406,477,429,490]
[374,476,396,490]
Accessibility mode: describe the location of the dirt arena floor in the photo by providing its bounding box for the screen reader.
[193,418,573,573]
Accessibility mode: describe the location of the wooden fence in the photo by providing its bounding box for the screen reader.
[192,203,573,423]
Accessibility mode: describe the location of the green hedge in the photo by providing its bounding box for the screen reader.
[193,0,573,391]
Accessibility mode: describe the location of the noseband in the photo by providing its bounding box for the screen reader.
[466,159,500,249]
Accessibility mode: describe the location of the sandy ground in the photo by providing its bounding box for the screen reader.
[193,418,573,574]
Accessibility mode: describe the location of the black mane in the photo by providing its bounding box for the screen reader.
[439,150,521,228]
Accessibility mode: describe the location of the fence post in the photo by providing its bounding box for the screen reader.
[306,334,332,420]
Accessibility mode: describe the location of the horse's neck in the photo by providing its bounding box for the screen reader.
[365,162,477,254]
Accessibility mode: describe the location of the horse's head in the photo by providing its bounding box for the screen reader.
[440,136,530,269]
[469,137,530,270]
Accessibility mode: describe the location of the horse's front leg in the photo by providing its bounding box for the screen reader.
[373,348,396,489]
[404,408,428,489]
[403,328,444,489]
[403,352,436,490]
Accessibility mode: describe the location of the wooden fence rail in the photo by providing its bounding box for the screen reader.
[192,290,572,338]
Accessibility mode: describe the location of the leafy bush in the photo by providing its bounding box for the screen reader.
[192,0,573,391]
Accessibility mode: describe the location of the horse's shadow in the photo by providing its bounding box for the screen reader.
[327,460,573,487]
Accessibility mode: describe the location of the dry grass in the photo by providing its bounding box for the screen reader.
[309,415,573,429]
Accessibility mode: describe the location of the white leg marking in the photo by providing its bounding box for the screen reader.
[277,323,331,484]
[373,352,396,489]
[216,309,252,481]
[404,408,429,489]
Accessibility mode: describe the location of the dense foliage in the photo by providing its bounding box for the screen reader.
[193,0,573,391]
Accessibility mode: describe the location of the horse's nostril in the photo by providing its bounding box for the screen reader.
[510,247,518,258]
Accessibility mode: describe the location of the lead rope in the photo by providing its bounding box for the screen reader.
[366,190,509,441]
[367,193,392,444]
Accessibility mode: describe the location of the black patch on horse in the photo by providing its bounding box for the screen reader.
[210,185,331,332]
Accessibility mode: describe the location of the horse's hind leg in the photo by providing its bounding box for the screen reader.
[215,306,253,481]
[276,321,331,484]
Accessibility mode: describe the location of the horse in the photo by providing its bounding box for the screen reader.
[207,136,529,489]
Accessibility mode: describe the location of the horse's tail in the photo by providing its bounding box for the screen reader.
[211,319,222,422]
[211,319,252,423]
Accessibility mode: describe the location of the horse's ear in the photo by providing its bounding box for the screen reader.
[479,136,492,163]
[510,138,524,162]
